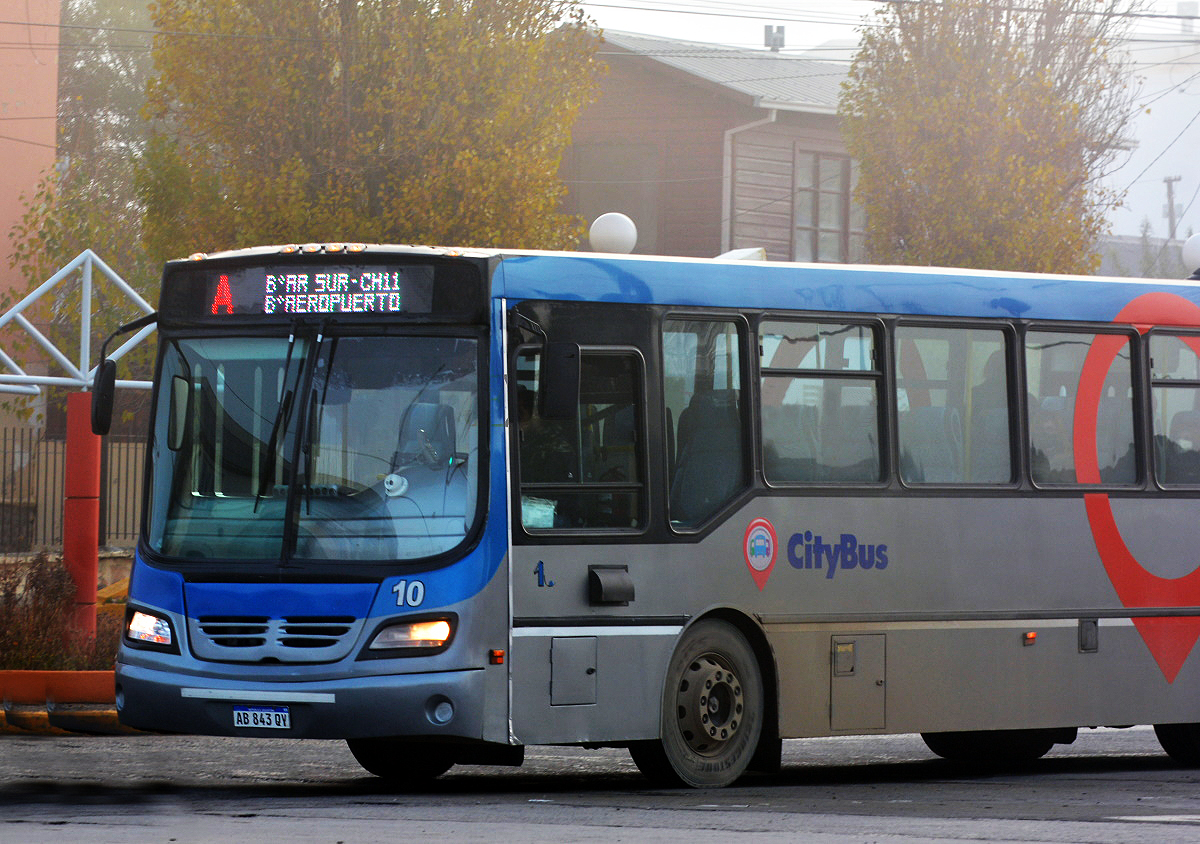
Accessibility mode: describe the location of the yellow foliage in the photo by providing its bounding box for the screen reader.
[839,0,1140,274]
[139,0,602,261]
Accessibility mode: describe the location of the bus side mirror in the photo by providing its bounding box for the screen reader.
[91,359,117,436]
[539,342,579,420]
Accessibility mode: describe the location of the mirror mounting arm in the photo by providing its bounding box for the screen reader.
[91,312,159,436]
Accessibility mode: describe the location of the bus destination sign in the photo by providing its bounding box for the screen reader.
[183,264,437,318]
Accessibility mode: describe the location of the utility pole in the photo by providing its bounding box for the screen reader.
[1165,175,1182,241]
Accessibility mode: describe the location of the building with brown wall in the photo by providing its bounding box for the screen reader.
[0,0,59,302]
[562,32,861,263]
[0,2,58,428]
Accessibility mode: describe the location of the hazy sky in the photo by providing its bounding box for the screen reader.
[580,0,1198,54]
[580,0,871,51]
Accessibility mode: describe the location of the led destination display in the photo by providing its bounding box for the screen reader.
[239,266,430,316]
[260,266,432,315]
[163,263,438,319]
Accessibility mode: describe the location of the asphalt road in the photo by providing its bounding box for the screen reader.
[1,728,1198,843]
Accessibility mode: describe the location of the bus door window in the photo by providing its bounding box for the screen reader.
[1151,333,1200,485]
[759,320,881,484]
[663,319,748,527]
[1027,330,1136,485]
[895,326,1012,484]
[516,350,645,531]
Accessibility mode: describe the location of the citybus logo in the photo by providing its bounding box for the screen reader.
[787,531,889,579]
[1079,292,1200,683]
[744,519,889,589]
[743,518,777,590]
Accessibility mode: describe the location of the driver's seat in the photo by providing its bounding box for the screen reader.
[399,403,456,464]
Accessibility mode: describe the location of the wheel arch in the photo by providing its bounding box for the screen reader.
[686,607,781,772]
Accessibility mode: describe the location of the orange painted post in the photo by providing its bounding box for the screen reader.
[63,391,101,640]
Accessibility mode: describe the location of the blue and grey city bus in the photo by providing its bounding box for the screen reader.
[93,243,1200,787]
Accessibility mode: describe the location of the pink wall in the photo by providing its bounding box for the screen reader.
[0,0,60,303]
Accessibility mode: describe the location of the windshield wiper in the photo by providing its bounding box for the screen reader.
[254,330,301,513]
[281,326,327,557]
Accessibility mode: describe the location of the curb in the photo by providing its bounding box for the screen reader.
[0,670,136,735]
[1,704,135,735]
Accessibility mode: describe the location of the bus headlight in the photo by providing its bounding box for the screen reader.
[125,608,178,652]
[365,618,455,655]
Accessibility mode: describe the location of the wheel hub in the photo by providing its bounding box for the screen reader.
[675,653,744,755]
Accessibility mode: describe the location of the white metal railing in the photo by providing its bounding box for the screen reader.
[0,250,156,396]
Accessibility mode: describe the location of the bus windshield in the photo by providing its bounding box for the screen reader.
[147,332,480,565]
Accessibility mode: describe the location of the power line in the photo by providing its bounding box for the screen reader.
[1120,104,1200,194]
[0,132,55,149]
[586,0,1200,25]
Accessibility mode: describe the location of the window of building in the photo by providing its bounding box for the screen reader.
[517,350,645,530]
[663,318,748,527]
[1151,333,1200,486]
[1026,330,1136,485]
[896,326,1013,484]
[793,150,865,263]
[760,320,881,483]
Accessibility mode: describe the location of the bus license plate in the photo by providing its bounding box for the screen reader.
[233,705,291,730]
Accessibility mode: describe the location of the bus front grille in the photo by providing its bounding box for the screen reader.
[189,615,362,663]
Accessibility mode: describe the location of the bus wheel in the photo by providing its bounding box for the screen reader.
[1154,723,1200,766]
[630,619,763,788]
[346,738,455,786]
[921,729,1056,764]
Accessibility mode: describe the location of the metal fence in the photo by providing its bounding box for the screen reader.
[0,427,143,551]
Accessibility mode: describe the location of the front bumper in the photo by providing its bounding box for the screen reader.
[115,661,489,740]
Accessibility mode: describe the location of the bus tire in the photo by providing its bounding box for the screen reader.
[346,738,455,786]
[629,619,763,788]
[1154,723,1200,766]
[921,729,1056,764]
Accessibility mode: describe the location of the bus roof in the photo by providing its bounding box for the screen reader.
[493,251,1200,327]
[176,244,1200,327]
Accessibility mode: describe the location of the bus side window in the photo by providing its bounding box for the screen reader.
[1027,330,1136,485]
[517,349,646,531]
[760,320,881,484]
[663,319,748,527]
[896,326,1011,485]
[1151,333,1200,486]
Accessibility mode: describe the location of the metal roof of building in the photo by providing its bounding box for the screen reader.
[599,31,848,114]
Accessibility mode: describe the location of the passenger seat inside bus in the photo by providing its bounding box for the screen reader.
[900,406,962,482]
[820,404,879,481]
[670,390,742,524]
[761,403,819,481]
[1164,409,1200,484]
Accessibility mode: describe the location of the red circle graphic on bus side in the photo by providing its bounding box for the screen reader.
[744,518,778,591]
[1075,291,1200,682]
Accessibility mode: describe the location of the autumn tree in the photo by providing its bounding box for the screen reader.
[139,0,602,262]
[839,0,1141,274]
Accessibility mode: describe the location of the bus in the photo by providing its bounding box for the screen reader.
[93,242,1200,788]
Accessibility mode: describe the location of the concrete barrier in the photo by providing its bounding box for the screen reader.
[0,669,134,734]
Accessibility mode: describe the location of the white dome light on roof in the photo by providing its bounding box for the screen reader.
[589,213,638,254]
[1184,234,1200,276]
